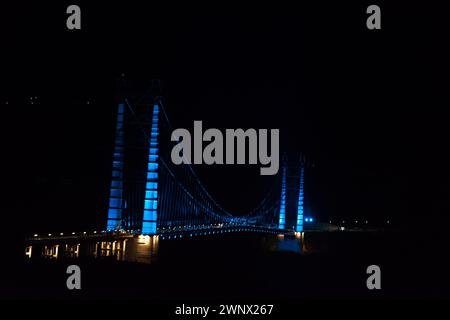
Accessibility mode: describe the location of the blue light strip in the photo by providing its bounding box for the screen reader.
[107,103,125,231]
[279,165,287,229]
[142,104,159,235]
[296,165,305,232]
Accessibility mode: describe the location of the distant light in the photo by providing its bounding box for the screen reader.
[60,233,64,236]
[34,234,38,237]
[83,232,87,234]
[72,232,75,235]
[48,233,52,236]
[387,220,390,224]
[93,231,97,234]
[329,220,332,224]
[340,227,345,231]
[355,220,358,223]
[342,221,345,224]
[365,220,368,224]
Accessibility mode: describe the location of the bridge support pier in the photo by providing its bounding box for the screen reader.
[142,103,160,235]
[277,158,306,231]
[106,103,125,231]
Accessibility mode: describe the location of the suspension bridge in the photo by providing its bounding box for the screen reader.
[25,85,312,261]
[104,88,308,238]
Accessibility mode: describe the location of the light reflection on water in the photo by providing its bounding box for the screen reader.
[26,233,307,264]
[271,232,306,253]
[26,235,159,264]
[133,235,159,263]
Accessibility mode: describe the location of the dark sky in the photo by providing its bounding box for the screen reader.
[2,2,449,237]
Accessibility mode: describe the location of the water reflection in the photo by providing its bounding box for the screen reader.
[272,232,306,253]
[133,235,159,264]
[93,236,159,263]
[64,243,80,258]
[25,232,306,264]
[97,239,128,260]
[25,246,32,259]
[43,244,59,259]
[25,235,160,264]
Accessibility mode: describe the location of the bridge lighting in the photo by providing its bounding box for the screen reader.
[279,165,287,229]
[296,164,305,232]
[143,108,160,236]
[106,103,125,231]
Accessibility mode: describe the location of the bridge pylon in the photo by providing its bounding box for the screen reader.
[277,155,307,232]
[106,102,126,231]
[141,100,160,235]
[106,83,162,235]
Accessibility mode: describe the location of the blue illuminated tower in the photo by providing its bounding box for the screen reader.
[106,103,125,231]
[141,103,160,235]
[296,162,305,232]
[278,163,287,229]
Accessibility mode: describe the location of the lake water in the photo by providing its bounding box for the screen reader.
[10,230,450,299]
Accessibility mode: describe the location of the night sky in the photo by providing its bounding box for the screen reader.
[2,2,449,241]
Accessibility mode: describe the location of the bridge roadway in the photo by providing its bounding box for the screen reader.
[27,224,295,243]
